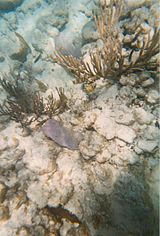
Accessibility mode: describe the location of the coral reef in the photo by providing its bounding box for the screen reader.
[52,0,159,93]
[0,0,159,235]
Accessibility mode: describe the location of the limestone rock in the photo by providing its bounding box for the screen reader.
[83,109,99,128]
[96,147,111,163]
[133,107,154,125]
[95,84,119,108]
[36,2,68,30]
[137,139,158,153]
[146,89,159,104]
[94,107,117,140]
[27,182,50,208]
[23,135,57,175]
[79,131,105,159]
[0,148,25,171]
[143,125,159,140]
[118,148,140,165]
[94,116,116,140]
[115,106,134,125]
[116,125,136,144]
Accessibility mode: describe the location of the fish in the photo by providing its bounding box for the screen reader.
[34,53,42,63]
[10,32,31,62]
[35,79,48,92]
[42,119,82,150]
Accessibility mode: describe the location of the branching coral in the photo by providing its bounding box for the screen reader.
[44,87,68,118]
[121,26,159,74]
[51,0,123,87]
[52,0,159,93]
[0,78,67,127]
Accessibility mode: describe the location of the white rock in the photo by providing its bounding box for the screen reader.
[94,116,116,140]
[27,182,50,208]
[143,125,159,140]
[115,108,134,125]
[95,84,119,108]
[0,132,19,151]
[118,148,139,165]
[134,146,143,154]
[93,107,117,140]
[22,132,58,175]
[115,139,126,147]
[83,109,100,128]
[0,148,25,171]
[133,107,154,125]
[79,131,105,159]
[137,139,158,153]
[96,147,111,163]
[116,125,136,144]
[146,89,159,104]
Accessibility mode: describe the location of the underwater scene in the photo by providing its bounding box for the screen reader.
[0,0,159,235]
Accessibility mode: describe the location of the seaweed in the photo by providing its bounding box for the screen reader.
[0,78,68,128]
[52,0,159,93]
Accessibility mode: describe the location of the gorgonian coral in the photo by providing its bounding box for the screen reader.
[0,77,67,128]
[52,0,159,93]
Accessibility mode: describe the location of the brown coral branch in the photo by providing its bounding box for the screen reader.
[51,0,159,93]
[122,27,160,74]
[0,78,68,127]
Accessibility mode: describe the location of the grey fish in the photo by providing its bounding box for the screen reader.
[10,32,31,62]
[42,119,82,150]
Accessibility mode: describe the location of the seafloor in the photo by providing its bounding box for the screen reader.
[0,0,159,236]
